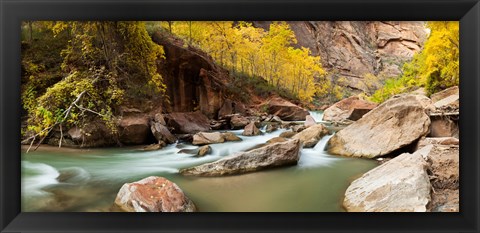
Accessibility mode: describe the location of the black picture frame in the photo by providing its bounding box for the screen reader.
[1,0,479,232]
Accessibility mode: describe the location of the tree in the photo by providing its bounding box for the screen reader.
[21,21,166,149]
[370,21,459,103]
[161,21,326,103]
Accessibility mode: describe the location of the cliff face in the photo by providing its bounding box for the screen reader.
[152,33,230,119]
[254,21,428,93]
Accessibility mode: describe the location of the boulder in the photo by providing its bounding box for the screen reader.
[266,97,309,121]
[180,139,301,176]
[165,111,210,134]
[150,122,176,144]
[292,125,307,133]
[429,117,459,138]
[292,124,329,148]
[279,131,297,138]
[242,122,262,136]
[114,176,196,212]
[304,115,317,127]
[415,144,459,190]
[431,86,459,104]
[143,142,167,151]
[343,152,431,212]
[210,119,229,130]
[192,132,225,145]
[197,145,211,157]
[428,189,459,212]
[328,95,431,158]
[177,134,193,143]
[265,123,278,133]
[67,121,116,147]
[230,115,250,129]
[222,132,242,142]
[414,144,459,212]
[322,96,377,122]
[177,148,198,155]
[263,115,283,123]
[118,116,151,145]
[416,137,459,150]
[266,137,287,144]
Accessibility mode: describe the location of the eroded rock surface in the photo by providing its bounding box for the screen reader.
[180,139,301,176]
[343,152,431,212]
[115,176,196,212]
[328,95,431,158]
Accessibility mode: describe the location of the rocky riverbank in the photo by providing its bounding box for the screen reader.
[112,86,458,212]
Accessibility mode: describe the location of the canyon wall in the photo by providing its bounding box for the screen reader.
[254,21,428,93]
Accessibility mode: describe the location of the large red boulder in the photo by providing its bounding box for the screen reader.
[115,176,196,212]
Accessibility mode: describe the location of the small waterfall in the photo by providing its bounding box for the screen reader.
[313,134,333,151]
[308,111,324,123]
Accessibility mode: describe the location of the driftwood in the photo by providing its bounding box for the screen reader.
[22,89,107,153]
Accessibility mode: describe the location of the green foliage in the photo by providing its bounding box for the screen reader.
[161,21,326,103]
[370,21,459,103]
[21,21,167,138]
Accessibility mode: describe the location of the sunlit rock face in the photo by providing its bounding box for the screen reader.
[253,21,428,94]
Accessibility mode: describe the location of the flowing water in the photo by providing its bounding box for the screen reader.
[22,113,377,212]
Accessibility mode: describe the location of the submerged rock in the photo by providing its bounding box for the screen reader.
[343,151,431,212]
[114,176,196,212]
[180,139,301,176]
[292,124,329,148]
[328,94,431,158]
[197,145,211,157]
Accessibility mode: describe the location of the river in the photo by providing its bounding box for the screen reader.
[21,111,377,212]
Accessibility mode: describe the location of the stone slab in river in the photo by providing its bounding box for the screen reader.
[343,151,431,212]
[180,139,301,176]
[192,132,225,145]
[115,176,196,212]
[328,94,431,158]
